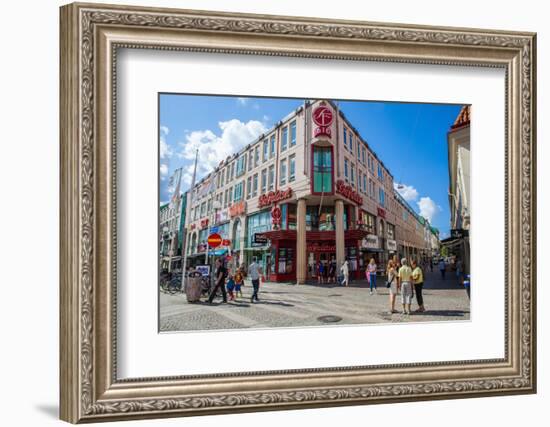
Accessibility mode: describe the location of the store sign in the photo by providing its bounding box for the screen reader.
[377,207,386,219]
[271,205,282,228]
[222,239,231,246]
[215,209,229,223]
[254,233,269,244]
[229,200,246,217]
[189,223,196,230]
[386,239,397,251]
[258,188,293,208]
[200,218,209,228]
[361,234,379,249]
[312,104,334,138]
[336,180,363,205]
[307,243,336,252]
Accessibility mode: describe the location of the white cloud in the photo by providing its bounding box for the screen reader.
[237,97,248,106]
[417,197,442,223]
[160,125,172,159]
[394,182,419,202]
[160,163,169,180]
[177,119,267,185]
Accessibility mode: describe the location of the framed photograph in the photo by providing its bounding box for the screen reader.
[60,2,537,423]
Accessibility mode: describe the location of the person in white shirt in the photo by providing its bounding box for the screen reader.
[248,257,262,303]
[340,260,349,287]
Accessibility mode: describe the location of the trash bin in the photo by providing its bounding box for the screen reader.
[185,273,202,303]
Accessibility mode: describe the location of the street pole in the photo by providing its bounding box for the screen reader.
[180,149,199,293]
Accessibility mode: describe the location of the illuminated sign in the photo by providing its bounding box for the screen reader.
[258,188,293,208]
[312,104,334,138]
[335,180,363,205]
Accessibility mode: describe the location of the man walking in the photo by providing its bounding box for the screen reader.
[398,257,414,315]
[208,258,228,304]
[438,258,446,280]
[248,257,262,303]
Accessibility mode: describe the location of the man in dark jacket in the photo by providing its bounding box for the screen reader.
[208,258,227,303]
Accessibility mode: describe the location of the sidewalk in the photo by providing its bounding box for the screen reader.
[160,269,470,332]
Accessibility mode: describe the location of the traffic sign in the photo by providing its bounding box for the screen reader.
[207,233,222,248]
[222,239,231,246]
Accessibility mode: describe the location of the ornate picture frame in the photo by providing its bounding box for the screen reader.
[60,2,536,423]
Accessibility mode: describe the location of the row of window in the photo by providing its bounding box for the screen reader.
[342,126,386,182]
[190,155,297,220]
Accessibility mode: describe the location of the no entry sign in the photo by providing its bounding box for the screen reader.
[207,233,222,248]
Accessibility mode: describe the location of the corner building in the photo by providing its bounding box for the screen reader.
[184,100,433,283]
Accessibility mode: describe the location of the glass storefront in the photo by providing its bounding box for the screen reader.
[312,146,333,193]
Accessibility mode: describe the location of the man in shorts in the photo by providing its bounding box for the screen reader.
[398,258,414,315]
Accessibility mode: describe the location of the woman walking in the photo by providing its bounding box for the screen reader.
[317,260,325,284]
[366,258,377,295]
[411,259,425,312]
[340,259,350,287]
[386,260,398,314]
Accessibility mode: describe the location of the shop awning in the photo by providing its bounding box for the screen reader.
[244,246,271,251]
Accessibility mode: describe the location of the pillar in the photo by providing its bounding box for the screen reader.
[296,198,307,284]
[335,200,345,270]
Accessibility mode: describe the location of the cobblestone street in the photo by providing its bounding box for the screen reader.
[160,270,470,332]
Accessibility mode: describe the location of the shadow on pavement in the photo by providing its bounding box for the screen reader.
[420,309,470,317]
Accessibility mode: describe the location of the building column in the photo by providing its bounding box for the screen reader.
[239,216,246,268]
[335,200,345,270]
[296,198,307,284]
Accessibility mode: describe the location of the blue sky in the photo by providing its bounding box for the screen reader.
[159,94,463,238]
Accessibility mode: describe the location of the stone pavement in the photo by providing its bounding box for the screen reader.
[160,269,470,332]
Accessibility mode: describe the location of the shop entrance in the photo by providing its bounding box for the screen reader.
[307,250,337,280]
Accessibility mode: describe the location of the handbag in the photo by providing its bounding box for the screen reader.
[386,273,395,288]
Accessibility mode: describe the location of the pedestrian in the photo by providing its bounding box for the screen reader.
[411,259,425,312]
[317,260,325,284]
[226,274,236,301]
[234,266,244,298]
[208,258,228,304]
[340,259,350,287]
[367,258,377,295]
[430,258,434,273]
[328,258,337,283]
[438,258,446,280]
[248,256,262,303]
[386,260,398,314]
[398,257,414,315]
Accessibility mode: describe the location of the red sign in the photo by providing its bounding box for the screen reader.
[312,105,334,138]
[271,205,282,227]
[189,223,196,230]
[377,207,386,219]
[335,180,363,205]
[207,233,222,248]
[229,200,246,217]
[222,239,231,246]
[258,188,293,208]
[200,218,209,228]
[307,243,336,252]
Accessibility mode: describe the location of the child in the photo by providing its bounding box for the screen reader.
[226,274,235,301]
[234,267,244,298]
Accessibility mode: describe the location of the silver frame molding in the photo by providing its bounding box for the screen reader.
[60,2,537,423]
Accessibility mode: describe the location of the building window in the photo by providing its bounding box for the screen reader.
[362,211,376,234]
[226,165,230,182]
[363,174,367,194]
[268,165,275,190]
[234,181,244,202]
[220,169,225,187]
[263,140,268,162]
[358,171,363,192]
[261,169,267,194]
[379,187,385,207]
[357,139,361,159]
[351,165,355,185]
[270,134,276,158]
[306,206,336,231]
[343,127,347,149]
[369,179,375,197]
[349,132,353,152]
[230,162,235,180]
[290,121,296,146]
[313,146,333,193]
[377,163,384,181]
[236,155,246,177]
[246,177,252,200]
[255,146,260,167]
[280,158,287,186]
[361,146,366,164]
[289,154,296,182]
[281,126,288,152]
[200,202,206,217]
[228,186,233,204]
[253,173,258,197]
[344,158,349,180]
[248,151,253,171]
